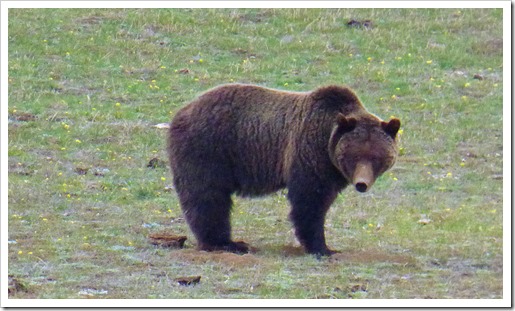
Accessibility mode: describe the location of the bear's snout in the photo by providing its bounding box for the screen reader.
[353,161,374,193]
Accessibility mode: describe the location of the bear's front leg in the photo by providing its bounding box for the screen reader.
[287,177,339,257]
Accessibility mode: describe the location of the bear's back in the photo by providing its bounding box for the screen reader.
[169,84,364,197]
[213,84,309,195]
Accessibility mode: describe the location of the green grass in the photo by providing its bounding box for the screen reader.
[7,8,503,300]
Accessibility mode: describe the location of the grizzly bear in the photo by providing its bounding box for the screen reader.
[167,84,400,256]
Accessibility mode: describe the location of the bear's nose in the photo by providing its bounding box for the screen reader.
[355,182,368,193]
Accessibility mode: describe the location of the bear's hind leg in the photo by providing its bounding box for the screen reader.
[178,187,249,254]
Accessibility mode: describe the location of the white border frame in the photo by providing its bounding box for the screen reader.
[1,1,511,308]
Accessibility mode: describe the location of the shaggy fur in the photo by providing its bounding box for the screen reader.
[168,84,400,256]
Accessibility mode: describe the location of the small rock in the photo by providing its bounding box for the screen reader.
[153,123,170,129]
[418,215,431,225]
[78,288,108,296]
[142,222,161,228]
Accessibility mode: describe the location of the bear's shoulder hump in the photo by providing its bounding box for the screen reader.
[310,85,361,105]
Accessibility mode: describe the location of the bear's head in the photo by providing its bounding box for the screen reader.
[329,114,401,193]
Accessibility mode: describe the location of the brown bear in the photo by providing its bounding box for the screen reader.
[167,84,400,256]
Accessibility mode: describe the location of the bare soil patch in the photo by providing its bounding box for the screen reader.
[171,249,261,268]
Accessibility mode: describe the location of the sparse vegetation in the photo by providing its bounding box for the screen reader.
[7,8,503,300]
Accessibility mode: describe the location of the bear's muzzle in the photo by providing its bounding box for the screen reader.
[353,161,375,193]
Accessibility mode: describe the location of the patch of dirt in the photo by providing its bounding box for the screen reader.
[8,162,34,176]
[8,275,28,296]
[148,232,187,248]
[233,10,273,23]
[174,276,201,286]
[329,249,416,265]
[74,167,89,175]
[76,15,104,26]
[315,281,369,299]
[9,112,37,122]
[147,157,167,169]
[121,66,159,81]
[73,12,123,28]
[171,249,261,268]
[444,256,503,274]
[471,38,502,56]
[346,19,373,29]
[232,48,247,55]
[272,245,416,265]
[349,282,368,293]
[91,167,110,177]
[281,244,306,257]
[231,48,258,60]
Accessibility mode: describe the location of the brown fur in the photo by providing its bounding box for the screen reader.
[167,84,400,256]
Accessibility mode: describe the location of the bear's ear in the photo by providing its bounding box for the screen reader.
[381,118,401,139]
[335,114,357,133]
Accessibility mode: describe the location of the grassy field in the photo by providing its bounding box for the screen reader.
[7,8,504,301]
